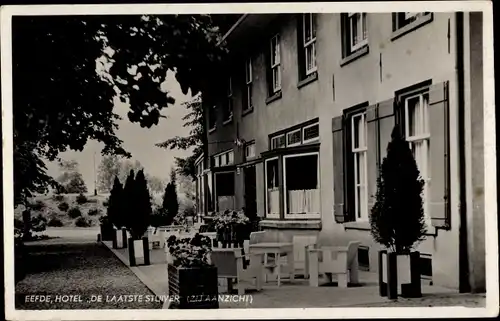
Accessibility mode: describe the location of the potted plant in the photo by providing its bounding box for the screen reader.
[370,126,427,299]
[126,169,151,266]
[212,209,250,248]
[166,234,218,309]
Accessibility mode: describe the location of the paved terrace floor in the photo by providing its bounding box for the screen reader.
[103,241,486,309]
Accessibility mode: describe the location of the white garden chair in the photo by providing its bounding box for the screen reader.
[307,241,361,288]
[209,248,263,295]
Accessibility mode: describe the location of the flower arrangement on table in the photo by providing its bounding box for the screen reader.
[166,233,212,268]
[212,209,250,246]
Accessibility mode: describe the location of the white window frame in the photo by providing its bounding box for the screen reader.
[271,134,286,150]
[286,129,302,147]
[245,142,256,160]
[351,112,369,222]
[404,91,431,226]
[348,12,368,52]
[270,34,282,93]
[245,59,253,109]
[302,123,320,144]
[265,156,280,219]
[303,13,317,76]
[283,152,321,219]
[213,149,234,167]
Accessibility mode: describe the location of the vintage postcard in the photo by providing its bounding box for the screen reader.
[1,1,497,320]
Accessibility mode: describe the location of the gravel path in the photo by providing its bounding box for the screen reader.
[15,241,163,309]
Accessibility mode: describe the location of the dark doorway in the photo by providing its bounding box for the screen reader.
[244,165,257,220]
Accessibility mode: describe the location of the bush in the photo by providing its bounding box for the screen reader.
[76,193,88,205]
[74,216,92,227]
[68,207,82,218]
[31,214,47,232]
[52,194,66,202]
[58,202,70,212]
[88,208,101,216]
[48,218,64,227]
[30,200,45,211]
[14,218,24,229]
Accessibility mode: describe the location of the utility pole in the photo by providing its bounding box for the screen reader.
[94,151,98,196]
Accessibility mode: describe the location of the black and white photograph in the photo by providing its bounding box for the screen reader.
[2,1,497,319]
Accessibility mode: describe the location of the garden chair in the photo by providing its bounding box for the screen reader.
[247,231,279,283]
[209,248,264,295]
[307,241,361,288]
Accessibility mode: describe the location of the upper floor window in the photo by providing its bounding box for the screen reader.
[208,105,216,131]
[269,121,319,150]
[350,112,368,222]
[341,13,368,59]
[270,34,281,95]
[392,12,431,31]
[243,59,253,111]
[213,149,234,167]
[223,77,233,122]
[245,142,256,160]
[302,13,317,76]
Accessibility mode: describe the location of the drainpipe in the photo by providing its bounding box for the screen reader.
[456,11,471,293]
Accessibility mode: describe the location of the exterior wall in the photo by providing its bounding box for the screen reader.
[204,12,482,290]
[317,12,461,289]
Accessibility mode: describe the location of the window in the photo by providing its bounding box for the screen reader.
[213,150,234,167]
[270,121,319,149]
[351,112,368,222]
[270,34,281,94]
[265,157,280,218]
[244,59,253,110]
[283,153,320,218]
[223,77,233,122]
[348,13,367,52]
[303,123,320,143]
[271,134,286,150]
[341,13,368,58]
[403,90,431,224]
[287,129,302,147]
[245,142,256,160]
[393,12,431,31]
[302,13,317,76]
[208,105,216,131]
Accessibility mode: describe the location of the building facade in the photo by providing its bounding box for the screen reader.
[195,12,485,292]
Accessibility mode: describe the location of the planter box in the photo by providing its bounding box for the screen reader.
[100,223,114,241]
[113,228,128,249]
[379,250,422,299]
[167,264,218,309]
[128,237,150,267]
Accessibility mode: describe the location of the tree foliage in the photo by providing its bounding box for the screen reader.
[56,160,88,194]
[107,176,124,228]
[370,126,427,253]
[122,170,137,229]
[129,169,152,239]
[162,169,179,225]
[13,14,229,206]
[156,95,203,179]
[97,155,122,193]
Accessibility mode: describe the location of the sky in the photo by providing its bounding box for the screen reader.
[45,70,194,191]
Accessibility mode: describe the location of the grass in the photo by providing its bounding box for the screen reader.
[15,242,163,309]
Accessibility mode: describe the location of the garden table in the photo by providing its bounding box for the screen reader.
[249,242,294,286]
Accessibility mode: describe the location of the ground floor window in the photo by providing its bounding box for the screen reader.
[214,171,235,212]
[283,153,320,218]
[265,157,280,218]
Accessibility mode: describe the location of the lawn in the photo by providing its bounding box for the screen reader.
[15,241,163,309]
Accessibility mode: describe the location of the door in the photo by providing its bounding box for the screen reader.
[243,165,257,219]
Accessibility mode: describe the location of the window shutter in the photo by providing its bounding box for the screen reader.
[428,81,451,229]
[332,115,346,223]
[365,104,379,212]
